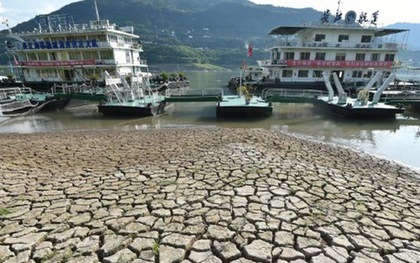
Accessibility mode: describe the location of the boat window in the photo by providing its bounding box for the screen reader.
[315,34,325,42]
[100,51,113,60]
[315,53,325,60]
[313,70,323,78]
[108,34,118,42]
[125,51,131,63]
[28,53,37,61]
[68,51,82,60]
[49,52,57,61]
[298,70,309,78]
[83,51,99,60]
[38,53,48,61]
[282,70,293,77]
[97,35,107,41]
[300,52,310,60]
[338,35,349,42]
[355,53,366,61]
[57,52,67,60]
[384,54,395,61]
[371,53,380,61]
[352,71,363,78]
[361,35,372,43]
[284,52,295,60]
[335,53,346,61]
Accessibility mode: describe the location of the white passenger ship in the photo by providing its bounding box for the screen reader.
[5,2,148,90]
[232,7,409,92]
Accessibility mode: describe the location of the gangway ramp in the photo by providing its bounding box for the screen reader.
[262,89,324,103]
[165,88,223,102]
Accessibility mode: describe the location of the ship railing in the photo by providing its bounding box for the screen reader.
[382,91,420,102]
[51,83,98,95]
[0,87,36,99]
[262,88,325,101]
[167,88,223,98]
[131,43,142,49]
[103,71,125,104]
[0,87,25,97]
[109,42,137,49]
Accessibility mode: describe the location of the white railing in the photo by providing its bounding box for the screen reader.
[50,83,98,95]
[262,88,325,100]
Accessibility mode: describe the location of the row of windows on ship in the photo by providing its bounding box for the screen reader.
[313,34,372,43]
[272,52,395,62]
[16,34,135,50]
[24,50,114,61]
[268,70,391,79]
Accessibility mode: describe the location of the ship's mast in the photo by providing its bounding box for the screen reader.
[94,0,100,21]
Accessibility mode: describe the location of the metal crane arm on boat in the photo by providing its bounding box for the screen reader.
[332,73,345,96]
[322,72,334,102]
[371,73,396,104]
[332,72,347,105]
[362,72,382,92]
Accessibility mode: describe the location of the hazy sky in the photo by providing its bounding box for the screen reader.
[0,0,417,29]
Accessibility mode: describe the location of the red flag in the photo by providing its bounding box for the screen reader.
[247,42,253,57]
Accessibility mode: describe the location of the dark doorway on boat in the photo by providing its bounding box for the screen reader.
[64,70,75,81]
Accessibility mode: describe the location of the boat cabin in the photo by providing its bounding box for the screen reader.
[261,9,409,90]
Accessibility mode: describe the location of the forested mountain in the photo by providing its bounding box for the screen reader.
[2,0,419,68]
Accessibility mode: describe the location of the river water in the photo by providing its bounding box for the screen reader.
[1,71,420,172]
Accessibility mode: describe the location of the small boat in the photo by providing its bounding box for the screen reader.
[216,86,273,118]
[313,71,404,118]
[0,87,60,116]
[97,72,168,117]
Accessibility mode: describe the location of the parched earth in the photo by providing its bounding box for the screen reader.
[0,128,419,263]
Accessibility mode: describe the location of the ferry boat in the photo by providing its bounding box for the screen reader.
[313,71,405,118]
[231,6,409,93]
[97,71,169,117]
[4,1,149,91]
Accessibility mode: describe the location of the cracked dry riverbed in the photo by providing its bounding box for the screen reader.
[0,128,419,263]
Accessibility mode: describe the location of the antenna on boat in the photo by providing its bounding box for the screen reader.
[94,0,100,21]
[334,0,343,22]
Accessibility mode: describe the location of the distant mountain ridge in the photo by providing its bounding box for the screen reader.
[3,0,420,67]
[11,0,322,44]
